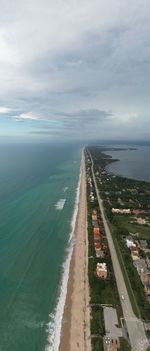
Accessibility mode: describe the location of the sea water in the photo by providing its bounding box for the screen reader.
[106,145,150,182]
[0,142,81,351]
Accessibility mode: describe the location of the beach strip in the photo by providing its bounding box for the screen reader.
[59,154,91,351]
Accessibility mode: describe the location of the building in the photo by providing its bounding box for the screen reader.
[112,208,131,214]
[96,262,107,279]
[133,259,147,275]
[126,236,136,249]
[90,191,95,202]
[141,271,150,286]
[94,237,101,245]
[136,218,148,225]
[144,281,150,297]
[132,209,150,215]
[146,255,150,269]
[92,210,97,221]
[95,242,102,250]
[139,240,148,251]
[130,246,140,260]
[95,248,104,258]
[92,220,98,226]
[93,227,100,236]
[92,214,97,221]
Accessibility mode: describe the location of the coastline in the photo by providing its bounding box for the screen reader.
[59,153,91,351]
[45,155,82,351]
[105,146,150,182]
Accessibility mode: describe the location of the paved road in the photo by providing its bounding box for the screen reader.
[89,152,149,351]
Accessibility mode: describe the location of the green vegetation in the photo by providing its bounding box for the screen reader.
[111,227,141,317]
[91,337,104,351]
[114,228,150,319]
[85,152,126,351]
[88,145,150,322]
[119,338,131,351]
[90,306,104,335]
[112,214,150,240]
[87,208,120,306]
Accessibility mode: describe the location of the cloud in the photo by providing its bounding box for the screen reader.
[15,112,44,122]
[0,0,150,140]
[0,107,12,113]
[60,109,112,119]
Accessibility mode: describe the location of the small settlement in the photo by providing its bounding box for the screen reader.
[111,208,150,303]
[126,236,150,302]
[91,209,108,278]
[86,146,150,349]
[90,147,150,312]
[85,150,125,351]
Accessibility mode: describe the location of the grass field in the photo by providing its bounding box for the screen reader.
[115,215,150,240]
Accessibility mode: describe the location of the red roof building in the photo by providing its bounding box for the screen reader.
[96,263,107,279]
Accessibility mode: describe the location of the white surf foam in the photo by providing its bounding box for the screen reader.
[45,156,82,351]
[63,187,68,192]
[55,199,66,210]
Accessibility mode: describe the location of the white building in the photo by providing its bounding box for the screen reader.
[112,208,131,214]
[126,237,136,249]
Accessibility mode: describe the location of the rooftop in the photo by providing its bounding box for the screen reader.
[139,240,148,248]
[97,262,107,271]
[133,259,147,271]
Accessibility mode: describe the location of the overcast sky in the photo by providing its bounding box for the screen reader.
[0,0,150,141]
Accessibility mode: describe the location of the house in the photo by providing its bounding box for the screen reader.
[93,227,100,236]
[96,262,107,279]
[130,246,140,260]
[102,242,108,250]
[92,220,98,226]
[95,248,105,258]
[94,241,102,250]
[132,209,150,215]
[94,235,101,243]
[92,210,97,216]
[90,192,95,202]
[94,222,99,228]
[90,195,95,202]
[136,218,147,225]
[139,240,148,251]
[133,259,147,275]
[92,214,97,221]
[126,236,136,249]
[146,255,150,269]
[112,208,131,214]
[140,271,150,286]
[112,208,121,213]
[144,281,150,296]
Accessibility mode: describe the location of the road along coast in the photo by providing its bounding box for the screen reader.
[59,153,91,351]
[89,151,149,351]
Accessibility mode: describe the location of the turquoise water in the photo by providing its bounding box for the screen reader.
[0,142,81,351]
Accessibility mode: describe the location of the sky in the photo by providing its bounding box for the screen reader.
[0,0,150,141]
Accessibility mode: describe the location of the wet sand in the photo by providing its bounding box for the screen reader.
[59,154,91,351]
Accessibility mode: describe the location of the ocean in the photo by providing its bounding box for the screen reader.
[106,145,150,182]
[0,142,81,351]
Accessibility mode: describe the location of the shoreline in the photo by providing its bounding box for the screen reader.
[59,153,91,351]
[45,155,82,351]
[104,147,150,182]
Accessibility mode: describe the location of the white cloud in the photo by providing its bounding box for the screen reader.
[0,0,150,139]
[15,112,43,121]
[0,106,12,113]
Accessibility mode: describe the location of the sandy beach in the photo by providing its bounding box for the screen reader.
[59,154,91,351]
